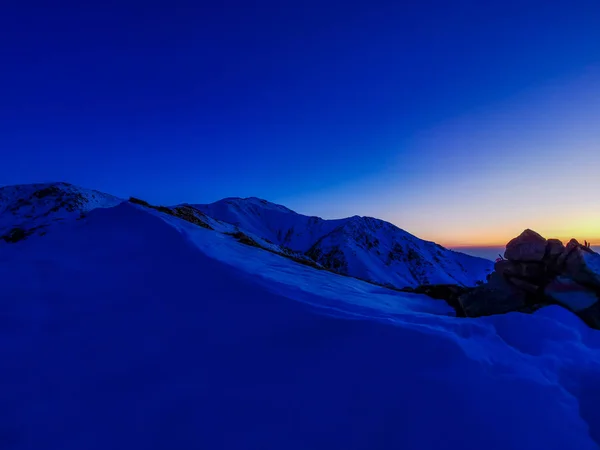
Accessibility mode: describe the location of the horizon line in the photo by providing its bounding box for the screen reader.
[451,242,600,248]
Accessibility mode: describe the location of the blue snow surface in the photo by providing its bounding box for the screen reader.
[1,203,600,450]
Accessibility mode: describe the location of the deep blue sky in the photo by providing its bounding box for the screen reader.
[1,1,599,244]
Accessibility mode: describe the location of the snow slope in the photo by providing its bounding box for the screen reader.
[1,201,600,449]
[194,197,493,287]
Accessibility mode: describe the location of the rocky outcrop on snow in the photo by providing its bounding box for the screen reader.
[128,197,214,230]
[456,229,600,329]
[458,272,530,317]
[560,239,600,287]
[503,229,549,262]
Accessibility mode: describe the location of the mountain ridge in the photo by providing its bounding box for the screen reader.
[0,182,492,288]
[194,196,492,287]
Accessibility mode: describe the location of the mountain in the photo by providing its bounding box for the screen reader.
[0,182,121,242]
[194,197,493,288]
[1,183,599,449]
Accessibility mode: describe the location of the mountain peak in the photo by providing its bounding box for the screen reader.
[0,181,122,242]
[217,196,298,215]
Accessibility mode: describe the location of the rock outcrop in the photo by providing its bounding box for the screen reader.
[456,230,600,328]
[504,229,547,262]
[459,272,528,317]
[560,240,600,288]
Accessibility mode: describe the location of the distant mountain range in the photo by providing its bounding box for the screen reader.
[0,182,492,289]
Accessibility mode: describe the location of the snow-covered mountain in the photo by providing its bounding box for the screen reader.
[0,182,121,242]
[194,197,493,287]
[1,183,599,450]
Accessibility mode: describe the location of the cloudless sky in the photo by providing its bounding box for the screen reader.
[1,1,599,246]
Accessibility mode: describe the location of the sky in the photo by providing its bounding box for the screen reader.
[1,1,599,246]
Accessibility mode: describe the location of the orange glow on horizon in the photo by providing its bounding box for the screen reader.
[405,208,600,249]
[442,235,600,248]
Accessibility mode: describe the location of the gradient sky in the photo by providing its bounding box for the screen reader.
[1,1,599,246]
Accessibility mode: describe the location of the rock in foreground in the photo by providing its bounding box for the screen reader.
[457,230,600,328]
[504,229,548,262]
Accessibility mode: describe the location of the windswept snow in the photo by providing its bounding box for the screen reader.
[1,202,599,449]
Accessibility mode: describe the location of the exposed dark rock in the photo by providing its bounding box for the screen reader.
[226,231,262,248]
[412,284,468,300]
[32,186,61,199]
[364,236,379,250]
[128,197,151,207]
[545,239,565,259]
[504,229,547,262]
[407,248,420,262]
[286,255,323,270]
[494,259,514,275]
[9,198,32,212]
[386,243,405,265]
[560,245,600,289]
[411,284,470,316]
[319,247,347,272]
[155,206,174,215]
[458,272,528,317]
[226,232,324,270]
[306,244,348,273]
[128,198,213,230]
[2,227,29,243]
[283,228,294,245]
[557,239,578,267]
[494,260,546,280]
[173,206,213,230]
[506,276,540,294]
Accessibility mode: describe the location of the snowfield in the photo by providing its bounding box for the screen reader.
[1,200,600,449]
